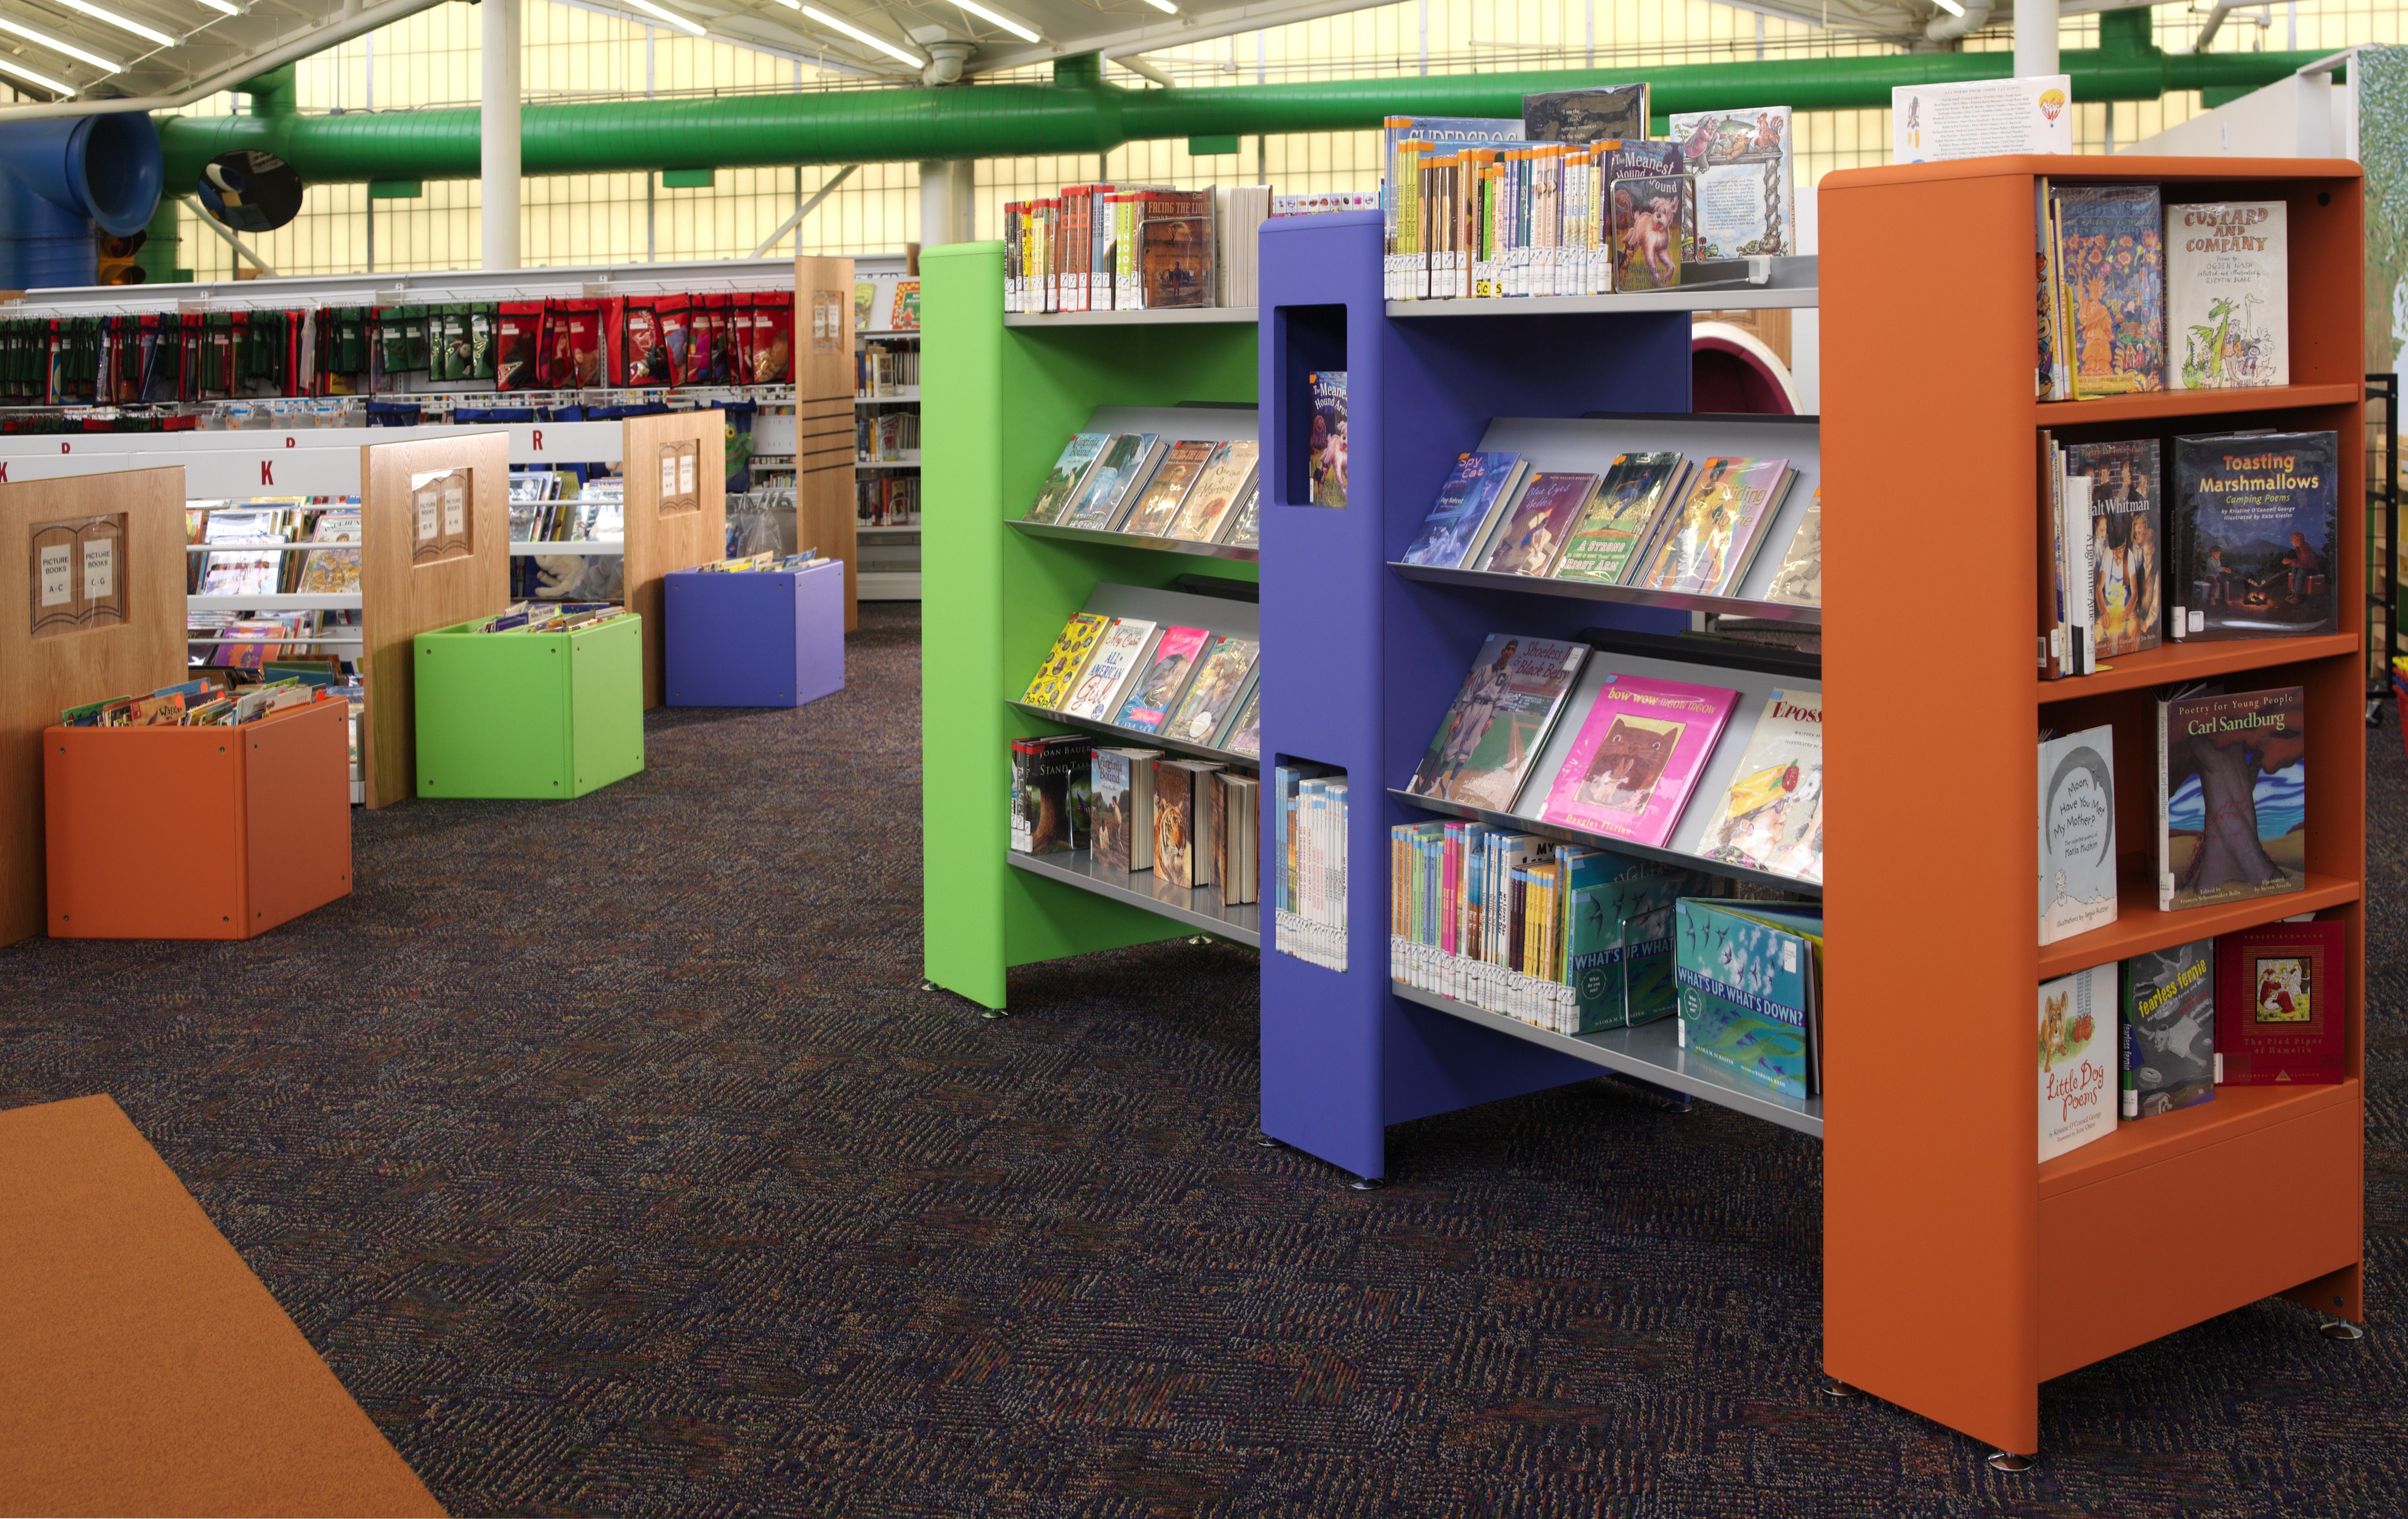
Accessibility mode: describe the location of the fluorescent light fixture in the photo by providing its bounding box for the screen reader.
[196,0,239,13]
[626,0,705,34]
[801,4,923,64]
[950,0,1037,41]
[0,16,120,68]
[0,54,75,92]
[1930,0,1964,13]
[48,0,175,47]
[1142,0,1176,13]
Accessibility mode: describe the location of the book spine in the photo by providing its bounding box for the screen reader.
[2156,697,2175,911]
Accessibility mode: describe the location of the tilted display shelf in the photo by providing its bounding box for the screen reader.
[1004,849,1261,947]
[1009,518,1260,564]
[1385,255,1819,319]
[857,389,922,403]
[1388,789,1815,900]
[1004,307,1259,329]
[1004,699,1257,769]
[188,593,365,613]
[858,454,922,468]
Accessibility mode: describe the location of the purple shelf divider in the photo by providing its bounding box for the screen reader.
[1257,210,1697,1182]
[664,560,846,708]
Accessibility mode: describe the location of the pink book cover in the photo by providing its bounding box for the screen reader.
[1540,672,1740,847]
[1112,625,1211,732]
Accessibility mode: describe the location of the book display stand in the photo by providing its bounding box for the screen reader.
[45,697,351,939]
[665,559,845,708]
[413,611,644,800]
[920,239,1258,1010]
[0,467,190,946]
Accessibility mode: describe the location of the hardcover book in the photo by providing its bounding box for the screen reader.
[1552,452,1688,585]
[1674,897,1822,1100]
[1611,175,1689,292]
[1221,483,1260,549]
[1062,617,1159,722]
[2039,963,2117,1161]
[1476,472,1598,576]
[1565,856,1693,1033]
[1401,452,1529,568]
[2122,939,2215,1119]
[1092,746,1162,872]
[1112,625,1211,733]
[1024,434,1110,524]
[1165,634,1259,747]
[2216,920,2345,1085]
[1307,372,1348,507]
[1010,734,1094,855]
[1221,683,1262,759]
[1406,634,1590,810]
[1154,758,1224,889]
[1060,433,1165,530]
[1522,85,1650,144]
[2062,438,2162,658]
[1541,672,1739,848]
[2169,430,2338,641]
[2039,722,2118,945]
[1691,688,1823,885]
[2156,684,2306,912]
[1165,441,1260,543]
[1667,106,1794,258]
[1118,440,1217,537]
[1022,612,1109,710]
[2053,183,2166,396]
[1631,457,1792,597]
[1760,488,1821,607]
[2168,200,2288,390]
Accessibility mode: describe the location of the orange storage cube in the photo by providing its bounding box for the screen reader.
[44,697,353,940]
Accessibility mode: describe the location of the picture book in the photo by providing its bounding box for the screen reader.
[1025,434,1109,524]
[1552,452,1688,585]
[1611,176,1689,292]
[2169,430,2338,640]
[1113,625,1211,732]
[1155,758,1223,888]
[1118,440,1217,537]
[1217,772,1260,907]
[1222,483,1260,549]
[1401,452,1528,568]
[1063,617,1159,722]
[1541,672,1738,847]
[2122,939,2215,1119]
[2053,183,2166,396]
[2039,722,2118,945]
[2062,438,2162,658]
[1565,856,1694,1033]
[1022,612,1109,710]
[1221,682,1262,759]
[1475,472,1597,576]
[2156,684,2306,912]
[1160,441,1258,543]
[1761,489,1821,607]
[2168,201,2288,390]
[1092,746,1162,872]
[295,509,364,594]
[1522,84,1649,144]
[1667,106,1794,258]
[2216,920,2345,1085]
[2039,963,2117,1161]
[1010,734,1093,855]
[1406,634,1590,810]
[1307,372,1348,507]
[1691,688,1823,885]
[1165,634,1259,747]
[1631,457,1791,597]
[1061,433,1165,530]
[1674,896,1822,1100]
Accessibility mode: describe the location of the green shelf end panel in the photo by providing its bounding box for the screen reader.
[920,241,1260,1010]
[413,614,646,801]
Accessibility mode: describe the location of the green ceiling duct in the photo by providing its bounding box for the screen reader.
[158,38,2326,186]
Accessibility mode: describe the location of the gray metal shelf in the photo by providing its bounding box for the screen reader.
[1388,788,1818,899]
[1009,700,1256,769]
[1386,257,1818,318]
[1007,849,1261,947]
[1005,307,1258,328]
[1012,518,1259,563]
[1390,561,1817,626]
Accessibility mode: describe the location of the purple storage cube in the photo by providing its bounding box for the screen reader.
[664,560,845,708]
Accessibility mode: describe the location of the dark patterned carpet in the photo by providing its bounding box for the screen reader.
[3,603,2404,1516]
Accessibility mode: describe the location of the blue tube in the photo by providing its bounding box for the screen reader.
[0,113,164,289]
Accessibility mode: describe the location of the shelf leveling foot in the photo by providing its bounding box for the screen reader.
[2321,1320,2366,1342]
[1821,1379,1859,1399]
[1986,1452,2035,1473]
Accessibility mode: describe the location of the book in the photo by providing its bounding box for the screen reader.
[1564,856,1694,1033]
[1021,612,1109,710]
[2168,430,2339,641]
[2039,963,2117,1161]
[1165,441,1260,543]
[2122,939,2215,1120]
[2156,684,2306,912]
[1760,489,1822,607]
[2053,183,2166,397]
[1025,434,1110,524]
[1307,372,1348,507]
[1117,440,1217,537]
[1222,483,1260,549]
[1674,896,1822,1100]
[1522,85,1649,144]
[1164,634,1258,747]
[1010,734,1094,855]
[1475,472,1597,576]
[1216,772,1260,907]
[2039,722,2118,945]
[1091,746,1162,872]
[1611,175,1688,292]
[1691,688,1823,885]
[2216,920,2346,1085]
[1405,634,1590,810]
[1140,195,1215,309]
[1540,671,1738,848]
[1400,452,1528,568]
[1631,457,1792,597]
[2168,200,2288,390]
[1155,758,1223,888]
[1060,433,1165,530]
[294,508,363,594]
[1062,617,1158,722]
[1551,452,1688,585]
[1112,625,1211,732]
[1220,682,1261,759]
[1668,106,1794,258]
[2061,439,2162,659]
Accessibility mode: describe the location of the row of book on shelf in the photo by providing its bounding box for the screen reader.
[858,342,918,396]
[184,500,362,669]
[858,474,920,527]
[1004,185,1272,315]
[469,601,634,635]
[1383,89,1796,300]
[2037,182,2290,400]
[858,411,920,462]
[1010,737,1257,906]
[508,469,627,544]
[2043,428,2335,678]
[691,549,826,574]
[1022,609,1260,756]
[1025,434,1262,549]
[1403,447,1818,604]
[60,672,345,730]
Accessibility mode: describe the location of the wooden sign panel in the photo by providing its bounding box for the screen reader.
[796,253,858,633]
[622,409,727,709]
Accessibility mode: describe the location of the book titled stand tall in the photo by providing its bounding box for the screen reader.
[920,240,1258,1010]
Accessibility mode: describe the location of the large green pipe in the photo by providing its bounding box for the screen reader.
[159,40,2328,186]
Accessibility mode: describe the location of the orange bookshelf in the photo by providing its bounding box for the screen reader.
[1824,156,2365,1458]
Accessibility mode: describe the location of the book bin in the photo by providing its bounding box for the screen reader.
[663,560,846,708]
[412,613,645,800]
[45,698,353,939]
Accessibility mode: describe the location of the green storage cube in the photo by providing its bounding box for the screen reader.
[413,613,645,800]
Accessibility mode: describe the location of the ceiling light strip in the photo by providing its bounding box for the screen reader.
[48,0,175,47]
[800,4,922,65]
[626,0,705,35]
[0,53,76,93]
[0,14,121,68]
[949,0,1038,43]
